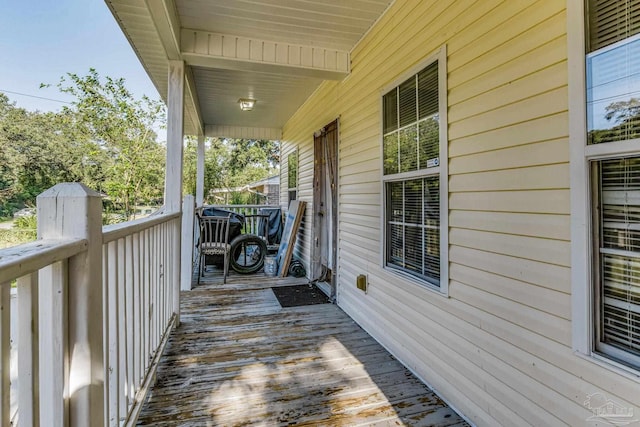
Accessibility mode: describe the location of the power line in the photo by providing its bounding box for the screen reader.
[0,89,72,105]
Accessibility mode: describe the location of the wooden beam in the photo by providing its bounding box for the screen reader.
[145,0,203,136]
[145,0,181,59]
[181,29,350,80]
[185,66,204,136]
[164,60,185,213]
[165,61,185,327]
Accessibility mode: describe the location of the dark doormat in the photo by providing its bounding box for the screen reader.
[271,284,330,308]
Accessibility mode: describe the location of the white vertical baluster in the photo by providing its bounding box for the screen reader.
[117,240,125,415]
[38,261,68,427]
[132,232,141,390]
[17,273,39,427]
[125,234,134,405]
[117,239,126,422]
[143,229,150,373]
[107,241,119,426]
[0,281,11,427]
[157,224,163,332]
[166,222,172,321]
[150,225,157,352]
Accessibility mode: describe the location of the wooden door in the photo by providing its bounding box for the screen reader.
[312,119,339,298]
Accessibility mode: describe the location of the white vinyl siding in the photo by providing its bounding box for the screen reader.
[283,0,640,425]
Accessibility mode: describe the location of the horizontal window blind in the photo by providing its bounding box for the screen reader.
[382,57,442,288]
[383,61,439,175]
[588,0,640,52]
[598,157,640,360]
[418,62,438,119]
[386,177,440,284]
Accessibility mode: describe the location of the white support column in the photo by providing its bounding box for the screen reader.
[37,183,104,427]
[196,134,205,207]
[165,60,185,326]
[165,60,185,213]
[181,195,195,291]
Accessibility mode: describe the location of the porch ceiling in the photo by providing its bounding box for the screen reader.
[105,0,393,139]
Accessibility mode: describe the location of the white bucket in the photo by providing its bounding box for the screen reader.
[264,256,277,276]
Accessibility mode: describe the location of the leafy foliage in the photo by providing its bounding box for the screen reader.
[182,137,279,204]
[1,68,279,229]
[589,97,640,144]
[0,70,166,221]
[55,69,166,218]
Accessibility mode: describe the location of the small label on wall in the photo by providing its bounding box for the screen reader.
[427,158,439,168]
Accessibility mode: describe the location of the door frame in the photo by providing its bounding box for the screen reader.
[312,119,339,299]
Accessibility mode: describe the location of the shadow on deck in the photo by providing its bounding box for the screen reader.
[136,269,469,426]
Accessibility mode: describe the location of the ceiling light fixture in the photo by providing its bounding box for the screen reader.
[238,98,256,111]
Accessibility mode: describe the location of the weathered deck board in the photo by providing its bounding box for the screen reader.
[136,273,469,426]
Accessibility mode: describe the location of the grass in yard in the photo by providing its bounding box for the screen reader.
[0,228,36,249]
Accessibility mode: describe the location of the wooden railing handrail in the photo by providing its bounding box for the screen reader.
[202,204,281,210]
[0,237,87,284]
[102,211,180,243]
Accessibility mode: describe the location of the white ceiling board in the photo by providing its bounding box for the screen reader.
[193,67,322,128]
[106,0,394,133]
[106,0,202,136]
[175,0,392,51]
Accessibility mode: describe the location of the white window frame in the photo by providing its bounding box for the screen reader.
[569,0,640,376]
[287,148,298,205]
[379,45,448,295]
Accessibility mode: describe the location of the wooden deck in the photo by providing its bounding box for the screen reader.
[136,270,469,426]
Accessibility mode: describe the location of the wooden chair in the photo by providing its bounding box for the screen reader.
[197,214,231,284]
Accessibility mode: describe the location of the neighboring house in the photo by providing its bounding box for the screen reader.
[208,175,280,205]
[105,0,640,425]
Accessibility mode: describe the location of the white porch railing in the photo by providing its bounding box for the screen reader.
[0,183,182,427]
[102,210,180,425]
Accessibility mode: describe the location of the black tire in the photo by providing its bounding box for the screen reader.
[229,234,267,274]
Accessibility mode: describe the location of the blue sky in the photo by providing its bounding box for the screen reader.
[0,0,159,112]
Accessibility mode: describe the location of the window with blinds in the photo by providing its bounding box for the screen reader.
[594,158,640,367]
[587,1,640,369]
[382,58,444,288]
[386,177,440,285]
[586,0,640,145]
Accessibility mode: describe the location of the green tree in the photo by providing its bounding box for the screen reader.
[0,93,100,217]
[182,137,279,204]
[54,69,166,219]
[224,138,279,188]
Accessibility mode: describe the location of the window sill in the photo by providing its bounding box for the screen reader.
[574,350,640,383]
[383,265,449,298]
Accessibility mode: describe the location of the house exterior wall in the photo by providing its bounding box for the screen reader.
[280,0,640,425]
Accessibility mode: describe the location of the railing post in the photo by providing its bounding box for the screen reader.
[38,183,104,427]
[181,195,195,291]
